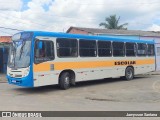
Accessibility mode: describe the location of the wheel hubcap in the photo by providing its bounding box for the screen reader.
[64,76,69,85]
[127,70,132,78]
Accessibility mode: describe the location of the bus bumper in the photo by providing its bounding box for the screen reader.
[7,75,33,87]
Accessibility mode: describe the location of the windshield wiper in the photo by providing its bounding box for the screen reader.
[13,47,16,67]
[10,43,16,67]
[19,41,26,60]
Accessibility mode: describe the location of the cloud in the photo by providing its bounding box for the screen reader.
[0,0,22,11]
[0,0,160,35]
[147,24,160,31]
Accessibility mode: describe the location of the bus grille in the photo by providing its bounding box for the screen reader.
[15,75,22,78]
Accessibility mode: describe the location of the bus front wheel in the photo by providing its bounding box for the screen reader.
[59,72,70,90]
[125,67,134,80]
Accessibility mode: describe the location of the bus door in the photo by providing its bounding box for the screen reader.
[34,38,55,86]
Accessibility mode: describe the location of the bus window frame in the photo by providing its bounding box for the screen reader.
[125,42,137,57]
[97,40,112,57]
[79,39,97,57]
[34,39,55,64]
[112,41,125,57]
[147,44,155,56]
[137,43,147,57]
[56,38,78,58]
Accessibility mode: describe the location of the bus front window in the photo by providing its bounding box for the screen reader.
[8,32,32,68]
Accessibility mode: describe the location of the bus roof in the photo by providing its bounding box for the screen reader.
[23,31,155,44]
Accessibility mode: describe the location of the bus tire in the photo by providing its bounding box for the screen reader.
[125,67,134,80]
[59,72,70,90]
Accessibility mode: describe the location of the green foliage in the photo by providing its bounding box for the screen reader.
[99,15,128,30]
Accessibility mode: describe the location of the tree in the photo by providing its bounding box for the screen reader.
[99,15,128,30]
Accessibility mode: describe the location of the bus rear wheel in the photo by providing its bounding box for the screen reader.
[125,67,134,80]
[59,72,70,90]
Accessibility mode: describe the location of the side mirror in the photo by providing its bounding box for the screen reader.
[35,41,42,58]
[38,41,43,49]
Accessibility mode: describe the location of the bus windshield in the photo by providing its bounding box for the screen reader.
[8,32,33,68]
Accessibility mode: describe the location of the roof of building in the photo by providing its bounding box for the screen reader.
[67,26,160,37]
[0,36,11,43]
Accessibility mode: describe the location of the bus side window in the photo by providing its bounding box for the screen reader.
[137,43,147,56]
[98,41,112,57]
[126,42,136,57]
[35,41,41,58]
[147,44,155,56]
[35,41,45,58]
[113,42,125,57]
[79,39,97,57]
[35,40,54,64]
[56,38,78,57]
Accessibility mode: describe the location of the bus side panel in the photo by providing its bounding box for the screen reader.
[134,64,155,75]
[32,57,155,87]
[75,67,113,81]
[33,71,59,87]
[134,57,155,75]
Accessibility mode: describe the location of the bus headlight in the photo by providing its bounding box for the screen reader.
[7,67,11,76]
[23,68,30,77]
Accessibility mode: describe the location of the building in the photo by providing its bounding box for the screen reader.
[0,36,11,43]
[67,26,160,37]
[0,36,11,73]
[67,27,160,71]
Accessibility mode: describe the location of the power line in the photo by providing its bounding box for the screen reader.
[0,0,158,23]
[0,29,13,35]
[27,11,157,27]
[0,1,157,32]
[0,11,155,30]
[0,12,55,31]
[0,26,23,36]
[0,26,23,31]
[69,1,160,6]
[0,11,97,30]
[17,1,160,23]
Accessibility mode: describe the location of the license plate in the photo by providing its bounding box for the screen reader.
[12,80,17,83]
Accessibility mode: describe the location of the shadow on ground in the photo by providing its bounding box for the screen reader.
[13,76,148,94]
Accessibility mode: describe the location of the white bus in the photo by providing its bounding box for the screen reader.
[7,31,155,89]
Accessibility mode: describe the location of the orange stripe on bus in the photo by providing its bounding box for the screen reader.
[33,59,155,72]
[136,59,155,65]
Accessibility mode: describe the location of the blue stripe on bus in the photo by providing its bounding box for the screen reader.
[7,72,33,87]
[21,31,154,44]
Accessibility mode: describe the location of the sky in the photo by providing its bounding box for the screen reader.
[0,0,160,36]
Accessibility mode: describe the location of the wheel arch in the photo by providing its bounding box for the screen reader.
[126,65,134,73]
[59,69,76,85]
